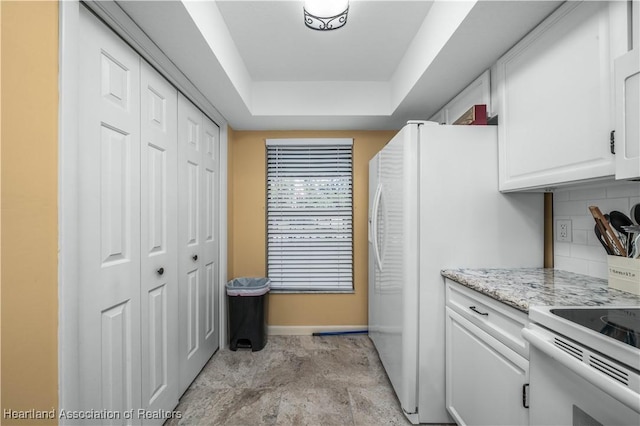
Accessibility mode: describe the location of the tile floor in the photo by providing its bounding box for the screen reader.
[166,335,413,425]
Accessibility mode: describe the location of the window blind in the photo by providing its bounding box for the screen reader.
[266,139,353,291]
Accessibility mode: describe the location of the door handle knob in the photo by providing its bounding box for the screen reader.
[157,267,164,276]
[192,255,198,261]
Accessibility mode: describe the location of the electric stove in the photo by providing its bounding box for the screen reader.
[550,307,639,349]
[525,305,640,422]
[528,306,640,370]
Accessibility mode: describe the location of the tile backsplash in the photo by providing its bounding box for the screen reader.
[554,181,640,279]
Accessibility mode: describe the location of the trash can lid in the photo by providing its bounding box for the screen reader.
[226,277,271,296]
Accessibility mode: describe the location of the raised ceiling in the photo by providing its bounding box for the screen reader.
[216,1,433,82]
[117,0,562,130]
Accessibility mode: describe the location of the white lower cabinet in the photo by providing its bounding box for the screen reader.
[445,280,529,426]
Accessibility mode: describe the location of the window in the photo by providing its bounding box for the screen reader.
[266,139,353,292]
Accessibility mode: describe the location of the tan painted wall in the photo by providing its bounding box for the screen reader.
[228,130,395,326]
[1,1,59,424]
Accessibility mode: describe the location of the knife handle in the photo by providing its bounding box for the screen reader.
[589,206,627,257]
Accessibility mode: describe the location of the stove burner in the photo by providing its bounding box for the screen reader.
[599,315,638,347]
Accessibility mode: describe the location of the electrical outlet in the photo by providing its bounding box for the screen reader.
[556,219,572,242]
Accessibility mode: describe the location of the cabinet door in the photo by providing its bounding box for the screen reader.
[446,70,491,124]
[177,94,220,394]
[497,1,616,191]
[428,108,446,125]
[428,70,491,125]
[446,308,529,426]
[140,60,179,421]
[614,46,640,179]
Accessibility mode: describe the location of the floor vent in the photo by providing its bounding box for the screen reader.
[554,337,583,360]
[589,355,629,386]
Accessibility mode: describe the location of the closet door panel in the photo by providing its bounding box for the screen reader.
[140,60,179,421]
[202,117,220,349]
[178,95,220,393]
[78,6,142,416]
[186,269,200,356]
[101,302,135,415]
[178,94,207,393]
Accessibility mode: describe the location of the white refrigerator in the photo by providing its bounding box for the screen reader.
[368,121,543,424]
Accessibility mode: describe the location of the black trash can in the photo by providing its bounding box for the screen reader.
[226,277,271,351]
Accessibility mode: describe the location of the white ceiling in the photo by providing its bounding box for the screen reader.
[117,0,562,130]
[216,1,433,81]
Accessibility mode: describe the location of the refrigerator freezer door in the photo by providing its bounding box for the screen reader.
[369,124,420,420]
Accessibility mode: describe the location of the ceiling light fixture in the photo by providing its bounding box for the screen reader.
[304,0,349,31]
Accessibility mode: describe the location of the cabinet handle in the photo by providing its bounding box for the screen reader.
[157,267,164,276]
[192,255,198,261]
[469,306,488,316]
[610,130,615,154]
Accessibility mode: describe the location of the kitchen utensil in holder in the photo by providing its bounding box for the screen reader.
[589,206,627,257]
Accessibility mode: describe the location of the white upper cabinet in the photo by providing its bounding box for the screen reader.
[614,3,640,180]
[497,1,628,191]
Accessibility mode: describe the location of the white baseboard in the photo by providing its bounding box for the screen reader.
[267,325,368,336]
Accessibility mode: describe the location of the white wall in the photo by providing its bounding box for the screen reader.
[554,181,640,278]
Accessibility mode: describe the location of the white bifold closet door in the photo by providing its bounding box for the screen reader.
[78,6,144,418]
[139,60,179,417]
[76,6,218,424]
[177,93,220,394]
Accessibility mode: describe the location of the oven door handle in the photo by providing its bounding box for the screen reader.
[522,327,640,413]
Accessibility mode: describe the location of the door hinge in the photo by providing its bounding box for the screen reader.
[522,383,530,409]
[610,130,616,154]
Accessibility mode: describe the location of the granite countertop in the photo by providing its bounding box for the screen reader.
[441,268,640,313]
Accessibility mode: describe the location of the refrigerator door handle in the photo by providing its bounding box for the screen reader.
[371,183,383,271]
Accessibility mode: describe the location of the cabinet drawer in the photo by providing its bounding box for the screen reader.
[445,279,528,358]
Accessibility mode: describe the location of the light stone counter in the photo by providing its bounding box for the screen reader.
[441,268,640,313]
